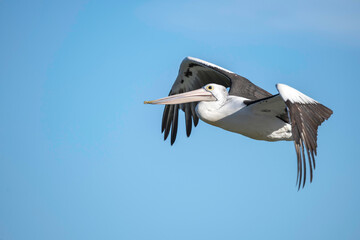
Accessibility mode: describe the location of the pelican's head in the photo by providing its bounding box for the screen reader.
[144,83,227,105]
[203,84,228,102]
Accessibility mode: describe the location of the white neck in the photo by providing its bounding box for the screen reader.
[195,92,229,123]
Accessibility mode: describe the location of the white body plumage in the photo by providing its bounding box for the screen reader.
[196,86,292,141]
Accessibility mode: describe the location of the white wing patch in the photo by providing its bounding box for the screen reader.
[276,83,317,104]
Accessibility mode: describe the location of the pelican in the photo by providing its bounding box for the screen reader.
[145,57,333,189]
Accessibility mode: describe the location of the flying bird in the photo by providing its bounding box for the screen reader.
[144,57,333,189]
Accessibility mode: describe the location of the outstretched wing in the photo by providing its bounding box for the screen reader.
[244,84,333,189]
[162,57,272,145]
[276,84,333,189]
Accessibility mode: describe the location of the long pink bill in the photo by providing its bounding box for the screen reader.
[144,88,215,105]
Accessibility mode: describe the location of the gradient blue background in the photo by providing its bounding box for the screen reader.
[1,0,359,239]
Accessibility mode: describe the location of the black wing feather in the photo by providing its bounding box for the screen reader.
[170,104,179,145]
[286,101,333,189]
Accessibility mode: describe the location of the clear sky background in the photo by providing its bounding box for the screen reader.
[0,0,359,239]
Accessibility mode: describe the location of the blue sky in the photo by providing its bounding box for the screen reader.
[0,0,359,239]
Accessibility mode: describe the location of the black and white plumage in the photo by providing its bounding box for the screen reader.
[145,57,333,189]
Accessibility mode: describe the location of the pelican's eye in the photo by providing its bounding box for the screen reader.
[206,85,213,91]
